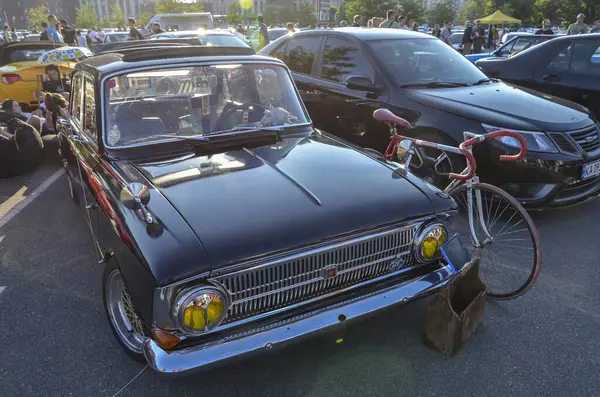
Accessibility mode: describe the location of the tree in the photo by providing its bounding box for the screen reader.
[329,6,338,22]
[154,0,204,14]
[459,0,493,22]
[76,4,99,29]
[533,0,581,26]
[296,2,317,26]
[344,0,399,21]
[262,5,278,25]
[28,5,48,30]
[139,11,154,26]
[109,5,126,28]
[336,2,348,22]
[227,1,242,25]
[277,0,296,24]
[428,0,455,24]
[398,0,425,24]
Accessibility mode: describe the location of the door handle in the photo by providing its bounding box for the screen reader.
[543,74,560,82]
[86,203,98,210]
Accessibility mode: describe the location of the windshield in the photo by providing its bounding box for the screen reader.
[368,38,487,86]
[104,63,309,147]
[199,34,248,47]
[9,49,49,63]
[107,34,129,43]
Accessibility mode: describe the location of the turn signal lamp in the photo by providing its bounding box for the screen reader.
[151,329,182,350]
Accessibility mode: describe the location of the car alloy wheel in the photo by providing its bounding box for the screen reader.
[104,268,146,355]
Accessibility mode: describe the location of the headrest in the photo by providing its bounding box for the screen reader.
[115,102,145,121]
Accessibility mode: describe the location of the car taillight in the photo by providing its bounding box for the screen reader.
[1,74,22,84]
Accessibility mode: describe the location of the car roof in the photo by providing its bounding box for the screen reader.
[290,27,434,40]
[0,41,66,50]
[158,29,234,36]
[77,45,281,76]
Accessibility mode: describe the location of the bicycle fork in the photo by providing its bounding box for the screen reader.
[466,177,493,249]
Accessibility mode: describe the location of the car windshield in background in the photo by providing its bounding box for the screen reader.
[8,49,49,63]
[104,63,308,147]
[199,34,248,47]
[106,33,129,43]
[368,38,488,86]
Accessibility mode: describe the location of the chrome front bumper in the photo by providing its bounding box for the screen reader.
[143,264,455,375]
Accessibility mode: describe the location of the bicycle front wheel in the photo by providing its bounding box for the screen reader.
[448,182,542,300]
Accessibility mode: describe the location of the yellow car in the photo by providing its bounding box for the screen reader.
[0,41,76,110]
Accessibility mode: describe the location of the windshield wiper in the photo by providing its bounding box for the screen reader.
[125,134,209,145]
[206,126,284,136]
[469,78,498,86]
[400,81,470,88]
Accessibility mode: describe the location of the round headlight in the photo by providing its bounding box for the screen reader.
[174,286,229,334]
[414,223,448,263]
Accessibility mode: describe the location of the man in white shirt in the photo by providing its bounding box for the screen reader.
[440,21,453,45]
[77,30,87,48]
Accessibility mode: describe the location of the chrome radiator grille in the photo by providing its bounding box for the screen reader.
[211,224,418,324]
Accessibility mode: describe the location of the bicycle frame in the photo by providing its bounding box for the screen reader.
[390,129,492,249]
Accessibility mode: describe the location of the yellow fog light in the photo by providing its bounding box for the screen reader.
[414,223,448,263]
[176,287,228,334]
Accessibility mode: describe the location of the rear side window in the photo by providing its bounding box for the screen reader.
[70,73,84,126]
[319,37,375,84]
[569,40,600,75]
[549,45,572,70]
[283,37,320,75]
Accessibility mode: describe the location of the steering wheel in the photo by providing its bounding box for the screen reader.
[214,102,266,132]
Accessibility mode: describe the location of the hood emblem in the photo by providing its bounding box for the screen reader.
[389,255,406,272]
[569,116,577,120]
[322,265,338,280]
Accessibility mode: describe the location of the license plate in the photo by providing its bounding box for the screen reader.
[582,160,600,180]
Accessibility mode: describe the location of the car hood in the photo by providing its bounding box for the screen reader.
[133,132,439,270]
[465,53,494,62]
[405,82,593,131]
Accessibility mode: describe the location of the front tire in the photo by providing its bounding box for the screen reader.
[102,262,147,362]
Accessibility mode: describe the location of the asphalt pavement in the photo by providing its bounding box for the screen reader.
[1,165,600,396]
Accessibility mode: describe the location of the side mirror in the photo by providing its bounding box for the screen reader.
[346,75,383,93]
[120,182,150,210]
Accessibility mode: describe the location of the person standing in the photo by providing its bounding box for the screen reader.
[411,22,419,31]
[352,15,362,27]
[10,28,18,42]
[397,16,409,30]
[472,20,486,53]
[40,22,49,40]
[77,30,87,48]
[286,22,295,33]
[567,13,589,35]
[60,19,76,45]
[379,10,399,28]
[440,21,453,46]
[535,19,553,34]
[432,23,441,38]
[150,22,165,35]
[128,18,144,40]
[462,21,473,54]
[591,20,600,33]
[3,26,12,42]
[46,15,63,43]
[257,16,269,50]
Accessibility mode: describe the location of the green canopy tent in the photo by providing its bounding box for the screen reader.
[477,10,521,47]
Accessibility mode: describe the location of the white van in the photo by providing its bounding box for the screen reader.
[145,13,214,31]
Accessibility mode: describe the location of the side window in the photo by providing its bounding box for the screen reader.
[320,37,375,84]
[255,68,282,108]
[512,38,532,53]
[570,41,600,75]
[498,39,515,56]
[83,76,97,139]
[284,37,320,75]
[270,42,287,61]
[70,73,83,125]
[549,45,572,70]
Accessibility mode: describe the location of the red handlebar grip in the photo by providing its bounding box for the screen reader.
[449,143,477,181]
[485,130,528,161]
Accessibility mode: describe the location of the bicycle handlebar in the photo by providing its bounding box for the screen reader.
[450,130,528,181]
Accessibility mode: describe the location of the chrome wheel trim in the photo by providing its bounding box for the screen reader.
[105,270,145,353]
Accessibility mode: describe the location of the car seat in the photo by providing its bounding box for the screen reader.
[114,101,167,144]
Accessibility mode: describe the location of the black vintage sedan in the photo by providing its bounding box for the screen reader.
[476,34,600,117]
[58,45,460,374]
[259,28,600,209]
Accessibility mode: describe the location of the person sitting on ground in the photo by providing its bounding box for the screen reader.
[1,99,35,120]
[41,93,68,135]
[0,117,44,178]
[42,64,70,94]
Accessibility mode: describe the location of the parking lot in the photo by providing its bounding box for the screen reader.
[1,165,600,397]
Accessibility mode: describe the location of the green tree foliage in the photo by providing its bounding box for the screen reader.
[109,5,126,28]
[296,2,317,26]
[154,0,204,14]
[76,4,99,29]
[533,0,583,26]
[262,5,278,24]
[28,5,49,30]
[398,0,426,23]
[344,0,399,21]
[227,1,242,25]
[336,2,348,22]
[427,0,455,24]
[278,0,297,24]
[139,11,154,26]
[329,6,338,21]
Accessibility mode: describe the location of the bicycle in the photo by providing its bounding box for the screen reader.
[373,108,542,300]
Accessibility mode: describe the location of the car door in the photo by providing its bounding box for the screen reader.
[530,40,580,102]
[277,36,325,128]
[311,35,389,147]
[565,40,600,115]
[61,71,102,256]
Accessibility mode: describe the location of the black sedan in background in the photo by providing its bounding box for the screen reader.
[259,28,600,209]
[477,34,600,117]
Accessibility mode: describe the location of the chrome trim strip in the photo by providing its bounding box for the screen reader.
[243,147,322,206]
[144,264,457,375]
